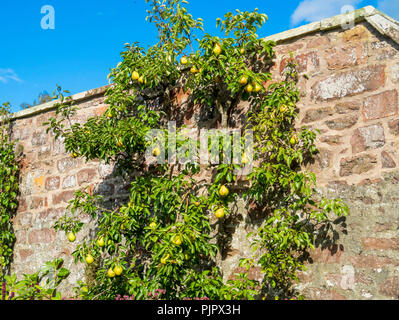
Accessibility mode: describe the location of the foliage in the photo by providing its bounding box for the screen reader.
[1,259,70,300]
[20,90,54,110]
[44,0,348,300]
[0,103,20,279]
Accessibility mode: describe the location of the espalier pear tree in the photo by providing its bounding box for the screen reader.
[45,0,348,300]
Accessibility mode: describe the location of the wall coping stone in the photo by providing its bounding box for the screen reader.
[10,6,399,121]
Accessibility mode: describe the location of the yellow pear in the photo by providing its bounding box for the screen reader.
[107,268,116,278]
[149,222,157,230]
[213,44,222,56]
[85,254,94,264]
[219,185,229,197]
[173,235,182,246]
[239,76,248,85]
[241,152,249,164]
[67,232,76,242]
[253,82,262,92]
[114,265,123,276]
[245,84,253,93]
[131,71,140,80]
[97,237,105,247]
[152,147,160,157]
[190,66,198,74]
[180,56,188,64]
[215,208,225,219]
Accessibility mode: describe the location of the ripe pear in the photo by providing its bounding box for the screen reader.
[219,185,229,197]
[213,44,222,56]
[85,254,94,264]
[215,208,225,219]
[180,56,188,64]
[132,71,140,80]
[152,147,160,157]
[107,268,116,278]
[114,265,123,276]
[239,76,248,85]
[67,232,76,242]
[245,84,253,93]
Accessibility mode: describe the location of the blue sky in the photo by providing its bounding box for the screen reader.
[1,0,398,113]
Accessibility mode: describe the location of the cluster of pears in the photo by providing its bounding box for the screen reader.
[215,185,229,219]
[107,264,123,278]
[131,70,146,85]
[238,75,263,93]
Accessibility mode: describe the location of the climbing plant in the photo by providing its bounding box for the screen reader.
[0,103,20,280]
[44,0,348,300]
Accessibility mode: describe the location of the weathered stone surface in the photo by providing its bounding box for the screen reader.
[77,168,97,185]
[52,191,76,205]
[19,249,34,262]
[325,45,365,70]
[57,157,78,173]
[325,114,358,130]
[381,151,396,168]
[388,119,399,135]
[45,176,60,191]
[310,245,343,264]
[28,228,56,244]
[346,254,399,268]
[62,175,77,189]
[311,65,385,101]
[280,51,319,75]
[97,182,115,196]
[339,154,377,176]
[31,130,47,147]
[351,124,385,154]
[335,100,360,114]
[30,197,47,210]
[361,237,399,250]
[319,135,343,145]
[392,64,399,83]
[99,163,114,178]
[341,25,371,42]
[379,277,399,297]
[302,106,334,123]
[363,90,398,121]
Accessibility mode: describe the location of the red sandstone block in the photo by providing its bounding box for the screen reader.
[310,245,343,264]
[363,89,398,121]
[324,44,366,70]
[45,176,60,191]
[379,277,399,298]
[19,249,34,262]
[350,123,385,154]
[30,197,48,210]
[346,254,399,268]
[77,168,97,185]
[52,190,76,205]
[361,237,399,250]
[280,51,319,75]
[311,65,385,101]
[28,228,56,244]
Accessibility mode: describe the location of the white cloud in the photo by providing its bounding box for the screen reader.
[0,68,22,84]
[378,0,399,20]
[291,0,362,26]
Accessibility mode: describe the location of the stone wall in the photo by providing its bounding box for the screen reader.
[8,8,399,299]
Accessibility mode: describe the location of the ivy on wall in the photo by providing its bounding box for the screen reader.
[0,103,20,279]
